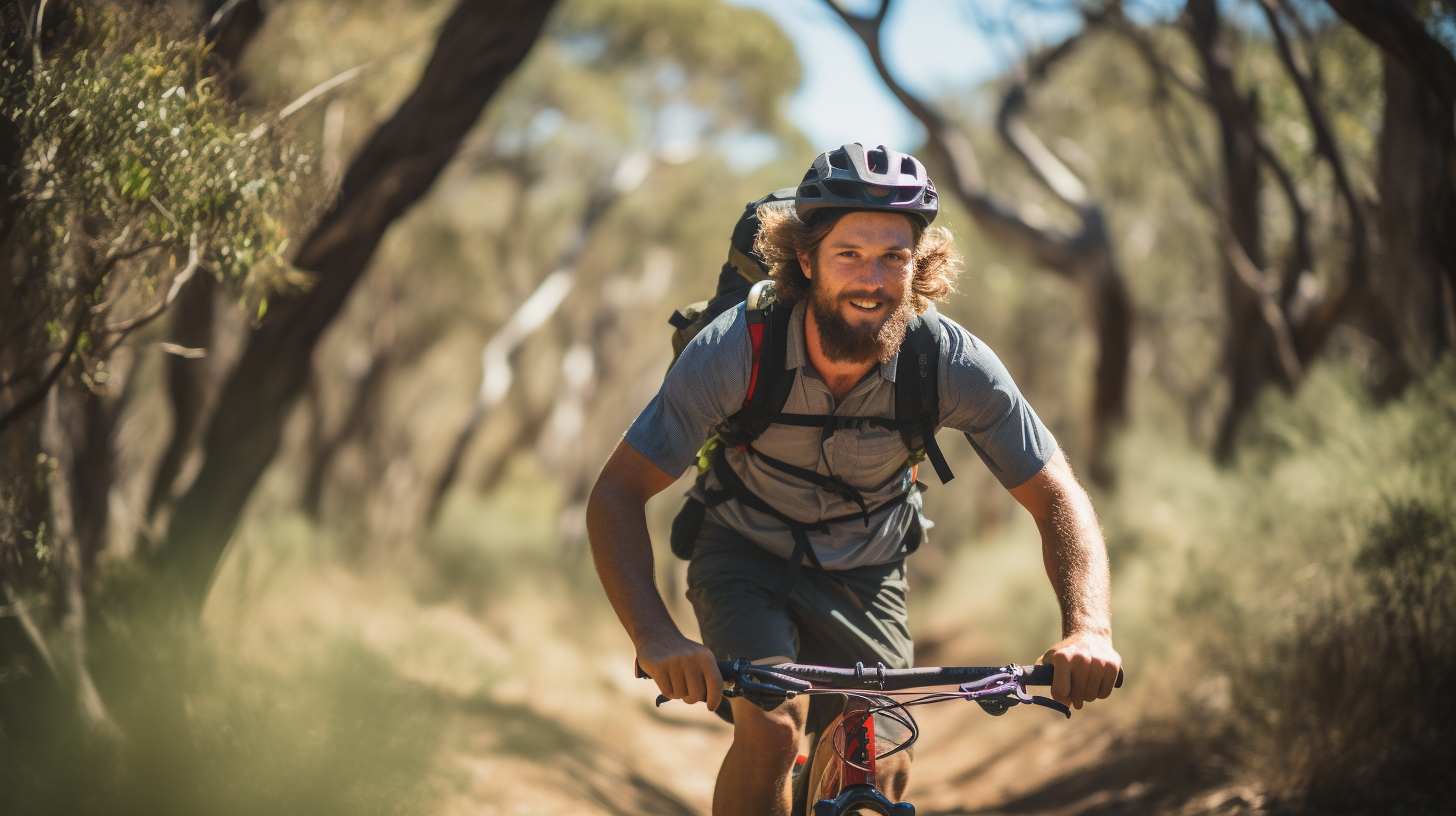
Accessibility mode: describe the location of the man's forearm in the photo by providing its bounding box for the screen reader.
[585,480,681,648]
[1038,481,1112,639]
[1010,450,1112,639]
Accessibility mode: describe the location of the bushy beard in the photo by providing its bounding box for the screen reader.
[808,277,916,365]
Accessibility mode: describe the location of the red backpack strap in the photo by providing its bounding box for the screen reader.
[743,280,775,404]
[746,321,764,403]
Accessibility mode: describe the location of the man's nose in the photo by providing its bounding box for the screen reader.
[867,257,899,288]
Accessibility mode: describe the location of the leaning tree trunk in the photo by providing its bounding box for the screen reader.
[154,0,561,610]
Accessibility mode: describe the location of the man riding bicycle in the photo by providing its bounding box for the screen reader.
[586,144,1122,816]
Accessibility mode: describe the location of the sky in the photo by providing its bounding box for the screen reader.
[722,0,1084,153]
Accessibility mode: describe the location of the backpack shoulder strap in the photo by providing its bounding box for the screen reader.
[728,281,795,444]
[895,303,954,483]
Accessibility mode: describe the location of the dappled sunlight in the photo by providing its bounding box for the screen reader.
[3,0,1453,814]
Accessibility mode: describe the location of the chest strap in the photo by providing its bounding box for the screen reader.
[701,454,914,609]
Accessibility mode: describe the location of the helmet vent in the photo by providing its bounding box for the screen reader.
[798,183,823,199]
[822,180,858,198]
[867,149,888,174]
[828,151,852,171]
[901,157,918,176]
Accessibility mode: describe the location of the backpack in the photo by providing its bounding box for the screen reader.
[667,188,795,363]
[664,191,956,606]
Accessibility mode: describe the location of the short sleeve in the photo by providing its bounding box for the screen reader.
[623,304,753,476]
[936,318,1057,489]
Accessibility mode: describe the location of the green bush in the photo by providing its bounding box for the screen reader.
[1167,365,1456,810]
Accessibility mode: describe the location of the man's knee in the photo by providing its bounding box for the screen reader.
[729,696,808,760]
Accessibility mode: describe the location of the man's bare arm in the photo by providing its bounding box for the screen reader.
[586,440,723,711]
[1007,448,1121,710]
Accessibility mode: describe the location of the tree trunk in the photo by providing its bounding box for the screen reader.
[301,350,390,521]
[202,0,266,67]
[1326,0,1456,346]
[1186,0,1281,460]
[1370,28,1456,366]
[145,273,217,525]
[156,0,560,609]
[41,387,120,740]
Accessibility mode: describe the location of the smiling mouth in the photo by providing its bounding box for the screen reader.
[848,299,883,311]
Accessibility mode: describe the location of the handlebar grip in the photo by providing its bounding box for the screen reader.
[1024,664,1055,685]
[636,659,738,679]
[1023,665,1125,687]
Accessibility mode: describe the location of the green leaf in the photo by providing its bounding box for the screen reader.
[119,160,153,200]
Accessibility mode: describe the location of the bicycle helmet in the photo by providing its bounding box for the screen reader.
[795,143,938,227]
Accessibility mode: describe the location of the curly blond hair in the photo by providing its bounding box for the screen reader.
[753,206,962,312]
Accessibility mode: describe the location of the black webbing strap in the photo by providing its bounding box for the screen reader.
[894,305,954,485]
[777,528,822,610]
[706,454,911,609]
[759,412,903,435]
[741,444,870,525]
[922,420,954,483]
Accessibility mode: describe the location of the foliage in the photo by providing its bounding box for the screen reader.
[0,7,310,377]
[1106,363,1456,811]
[0,590,439,816]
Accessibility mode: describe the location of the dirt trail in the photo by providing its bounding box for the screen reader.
[257,565,1245,816]
[430,653,1240,816]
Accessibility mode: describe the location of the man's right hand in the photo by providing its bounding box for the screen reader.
[636,635,724,711]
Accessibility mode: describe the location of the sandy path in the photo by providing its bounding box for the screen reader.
[430,656,1233,816]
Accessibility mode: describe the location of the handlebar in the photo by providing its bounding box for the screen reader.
[636,657,1126,751]
[635,659,1122,691]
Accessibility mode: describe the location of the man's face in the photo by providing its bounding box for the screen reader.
[798,210,917,365]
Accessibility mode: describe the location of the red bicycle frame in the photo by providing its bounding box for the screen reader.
[806,697,913,816]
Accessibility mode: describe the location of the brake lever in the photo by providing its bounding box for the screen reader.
[960,666,1072,719]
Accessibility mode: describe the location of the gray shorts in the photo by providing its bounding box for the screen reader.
[685,519,914,671]
[684,519,915,752]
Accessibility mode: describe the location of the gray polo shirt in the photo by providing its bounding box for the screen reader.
[626,300,1056,569]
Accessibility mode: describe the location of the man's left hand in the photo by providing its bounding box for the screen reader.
[1038,632,1121,711]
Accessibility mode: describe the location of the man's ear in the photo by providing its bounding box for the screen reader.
[797,250,813,279]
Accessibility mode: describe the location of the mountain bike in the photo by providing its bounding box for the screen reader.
[638,658,1124,816]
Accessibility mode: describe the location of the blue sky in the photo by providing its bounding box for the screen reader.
[723,0,1084,152]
